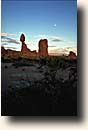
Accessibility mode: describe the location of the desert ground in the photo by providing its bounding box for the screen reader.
[1,57,77,116]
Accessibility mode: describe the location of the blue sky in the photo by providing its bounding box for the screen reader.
[1,0,77,54]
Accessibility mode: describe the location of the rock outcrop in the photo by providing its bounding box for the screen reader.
[20,33,31,53]
[38,39,48,56]
[68,51,77,59]
[20,33,38,57]
[1,33,38,58]
[1,46,7,56]
[2,33,77,59]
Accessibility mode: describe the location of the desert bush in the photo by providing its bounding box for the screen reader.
[22,68,25,71]
[46,56,60,68]
[4,65,8,69]
[39,57,47,65]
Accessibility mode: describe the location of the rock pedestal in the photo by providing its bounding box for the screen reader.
[21,42,30,53]
[20,33,30,53]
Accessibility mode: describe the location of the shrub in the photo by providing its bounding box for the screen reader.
[4,65,8,69]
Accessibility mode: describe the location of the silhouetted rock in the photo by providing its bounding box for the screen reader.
[31,50,37,56]
[1,33,77,59]
[21,42,31,53]
[20,33,31,53]
[19,34,38,57]
[1,46,21,58]
[1,46,7,56]
[20,33,25,43]
[7,49,20,55]
[38,39,48,56]
[68,51,77,59]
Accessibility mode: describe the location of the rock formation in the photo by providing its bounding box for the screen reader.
[1,46,7,56]
[38,39,48,57]
[1,33,38,58]
[20,33,38,57]
[2,33,77,59]
[20,33,30,53]
[68,51,77,59]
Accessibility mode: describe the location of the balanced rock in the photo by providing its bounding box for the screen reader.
[20,33,30,53]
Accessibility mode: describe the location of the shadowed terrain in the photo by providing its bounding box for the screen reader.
[1,57,77,116]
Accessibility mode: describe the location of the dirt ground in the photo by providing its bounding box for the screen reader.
[1,59,77,116]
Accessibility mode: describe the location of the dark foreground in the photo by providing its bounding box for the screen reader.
[1,57,77,116]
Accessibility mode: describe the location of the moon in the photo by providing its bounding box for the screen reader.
[53,24,56,27]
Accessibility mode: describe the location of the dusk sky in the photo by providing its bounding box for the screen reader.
[1,0,77,55]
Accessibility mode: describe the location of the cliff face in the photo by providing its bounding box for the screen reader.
[38,39,48,56]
